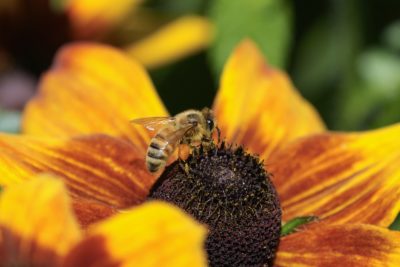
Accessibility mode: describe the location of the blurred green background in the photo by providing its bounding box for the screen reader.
[151,0,400,131]
[156,0,400,131]
[1,0,399,132]
[0,0,399,228]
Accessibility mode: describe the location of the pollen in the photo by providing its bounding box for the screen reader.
[148,142,282,266]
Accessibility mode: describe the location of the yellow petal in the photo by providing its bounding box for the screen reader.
[0,133,155,211]
[62,201,207,267]
[23,43,168,151]
[213,39,325,160]
[125,15,213,69]
[269,123,400,227]
[276,223,400,267]
[0,176,81,266]
[66,0,142,38]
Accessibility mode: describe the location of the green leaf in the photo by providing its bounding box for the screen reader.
[0,109,21,133]
[389,213,400,231]
[281,216,319,237]
[208,0,292,77]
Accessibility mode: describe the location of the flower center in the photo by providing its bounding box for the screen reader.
[148,143,281,267]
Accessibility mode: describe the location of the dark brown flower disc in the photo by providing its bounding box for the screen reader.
[148,143,281,267]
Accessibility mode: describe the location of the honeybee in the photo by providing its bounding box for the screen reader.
[131,107,218,173]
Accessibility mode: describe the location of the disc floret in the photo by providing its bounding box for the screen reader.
[149,142,282,266]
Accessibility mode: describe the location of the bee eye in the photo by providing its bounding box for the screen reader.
[207,119,214,130]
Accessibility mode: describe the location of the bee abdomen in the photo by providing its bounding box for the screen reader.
[147,146,168,160]
[146,160,163,173]
[146,152,165,172]
[146,138,172,173]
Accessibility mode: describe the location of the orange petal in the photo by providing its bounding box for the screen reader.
[62,201,207,267]
[276,223,400,267]
[0,176,81,266]
[213,39,325,160]
[125,15,214,69]
[0,133,155,211]
[22,42,168,151]
[269,123,400,227]
[72,197,118,228]
[66,0,142,39]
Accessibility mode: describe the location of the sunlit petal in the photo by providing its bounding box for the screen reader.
[66,0,143,38]
[0,133,154,211]
[213,39,325,160]
[63,201,207,267]
[269,124,400,226]
[126,15,213,69]
[23,43,168,151]
[0,176,81,266]
[276,223,400,267]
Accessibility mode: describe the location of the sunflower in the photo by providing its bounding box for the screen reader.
[1,39,400,266]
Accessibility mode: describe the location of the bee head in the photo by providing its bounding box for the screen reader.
[201,107,216,132]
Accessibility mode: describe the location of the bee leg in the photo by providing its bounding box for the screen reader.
[201,138,214,152]
[178,159,190,175]
[184,162,190,174]
[216,126,221,145]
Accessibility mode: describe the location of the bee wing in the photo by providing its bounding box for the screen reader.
[162,124,196,147]
[130,117,176,131]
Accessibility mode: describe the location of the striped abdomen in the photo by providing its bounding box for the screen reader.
[146,127,177,172]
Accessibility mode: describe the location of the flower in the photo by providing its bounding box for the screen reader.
[0,0,212,108]
[0,0,212,69]
[0,175,207,266]
[1,39,400,266]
